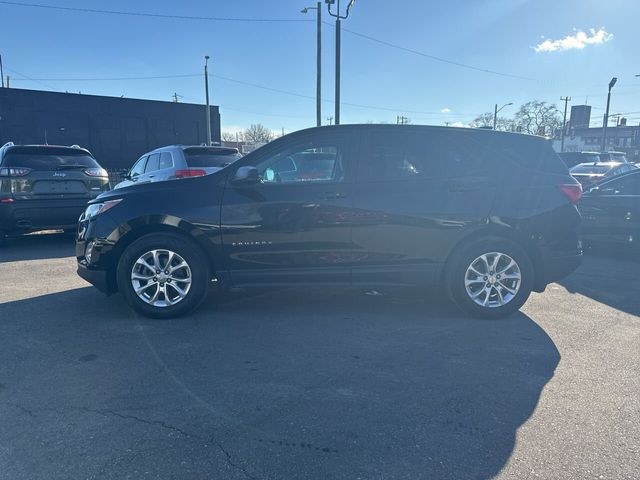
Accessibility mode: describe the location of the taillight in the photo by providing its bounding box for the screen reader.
[84,167,108,177]
[175,169,207,178]
[0,167,32,177]
[560,183,582,203]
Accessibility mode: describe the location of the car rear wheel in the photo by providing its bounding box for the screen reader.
[117,232,210,319]
[447,238,533,318]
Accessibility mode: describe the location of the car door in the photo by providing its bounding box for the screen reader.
[581,171,640,245]
[220,130,359,286]
[350,127,498,285]
[138,153,160,184]
[155,151,174,182]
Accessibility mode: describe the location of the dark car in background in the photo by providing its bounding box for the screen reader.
[569,161,638,187]
[558,151,601,168]
[114,145,241,189]
[580,169,640,249]
[76,125,582,320]
[0,143,110,243]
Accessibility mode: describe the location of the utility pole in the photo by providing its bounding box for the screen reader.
[172,92,182,103]
[396,115,409,125]
[0,54,4,88]
[601,77,617,152]
[327,0,356,125]
[327,116,334,125]
[300,3,322,127]
[560,96,571,152]
[204,55,212,146]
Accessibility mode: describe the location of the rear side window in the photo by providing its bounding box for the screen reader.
[159,152,173,169]
[2,148,99,171]
[184,148,241,168]
[359,128,499,182]
[144,153,161,173]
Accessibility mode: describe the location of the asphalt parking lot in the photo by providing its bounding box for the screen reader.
[1,233,638,480]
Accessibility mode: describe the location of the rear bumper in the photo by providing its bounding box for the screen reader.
[0,197,93,232]
[536,250,582,291]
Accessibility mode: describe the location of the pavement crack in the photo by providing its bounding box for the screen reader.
[3,402,259,479]
[214,440,259,480]
[78,407,195,439]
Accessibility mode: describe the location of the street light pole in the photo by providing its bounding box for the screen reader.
[601,77,617,152]
[493,102,513,130]
[204,55,212,146]
[326,0,356,126]
[560,96,571,152]
[301,3,322,127]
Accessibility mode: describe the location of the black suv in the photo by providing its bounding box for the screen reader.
[1,143,110,241]
[76,125,582,319]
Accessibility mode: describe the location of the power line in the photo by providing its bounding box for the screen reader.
[0,1,311,22]
[10,70,479,117]
[331,23,533,80]
[1,1,532,81]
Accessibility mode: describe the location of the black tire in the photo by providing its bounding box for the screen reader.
[447,237,533,319]
[116,232,211,319]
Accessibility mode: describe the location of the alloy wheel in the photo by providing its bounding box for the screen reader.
[464,252,522,308]
[131,249,192,307]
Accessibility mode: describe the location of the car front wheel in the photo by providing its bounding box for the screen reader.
[116,232,210,319]
[447,238,533,318]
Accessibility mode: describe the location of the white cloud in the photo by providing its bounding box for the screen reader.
[534,28,613,53]
[450,121,467,128]
[440,107,451,114]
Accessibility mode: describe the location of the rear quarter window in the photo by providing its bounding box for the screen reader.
[496,136,568,175]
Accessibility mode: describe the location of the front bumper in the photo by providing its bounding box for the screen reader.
[77,261,114,294]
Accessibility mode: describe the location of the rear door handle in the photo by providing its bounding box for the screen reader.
[318,192,347,200]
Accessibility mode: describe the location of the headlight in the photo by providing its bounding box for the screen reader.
[85,199,122,220]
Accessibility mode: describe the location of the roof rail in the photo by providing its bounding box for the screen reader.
[70,144,82,149]
[1,142,15,149]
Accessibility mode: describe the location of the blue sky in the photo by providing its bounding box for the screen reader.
[2,0,639,134]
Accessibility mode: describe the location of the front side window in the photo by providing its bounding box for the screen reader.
[129,156,147,177]
[256,141,345,184]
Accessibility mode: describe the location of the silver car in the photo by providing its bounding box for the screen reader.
[115,145,241,189]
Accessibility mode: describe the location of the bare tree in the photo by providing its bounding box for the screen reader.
[470,112,512,131]
[514,101,561,136]
[221,131,244,142]
[244,124,274,144]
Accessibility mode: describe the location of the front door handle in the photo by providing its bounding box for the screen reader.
[318,192,347,200]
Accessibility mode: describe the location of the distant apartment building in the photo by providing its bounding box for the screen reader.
[554,104,640,160]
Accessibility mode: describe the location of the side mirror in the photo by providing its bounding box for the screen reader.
[231,166,259,185]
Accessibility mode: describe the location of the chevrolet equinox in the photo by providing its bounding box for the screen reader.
[76,125,582,319]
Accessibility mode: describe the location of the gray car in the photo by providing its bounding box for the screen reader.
[114,145,241,189]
